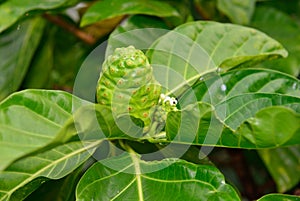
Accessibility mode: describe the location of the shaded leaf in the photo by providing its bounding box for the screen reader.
[80,0,180,27]
[217,0,255,25]
[76,152,240,201]
[259,145,300,192]
[22,24,55,89]
[0,90,85,170]
[50,25,91,89]
[147,21,288,95]
[0,17,45,100]
[257,194,300,201]
[106,15,169,57]
[0,140,101,201]
[251,7,300,76]
[0,0,79,33]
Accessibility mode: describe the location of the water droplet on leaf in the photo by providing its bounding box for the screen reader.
[220,84,227,91]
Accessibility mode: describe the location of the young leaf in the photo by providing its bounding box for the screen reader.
[0,89,85,170]
[217,0,255,25]
[76,152,240,201]
[80,0,180,27]
[259,145,300,193]
[0,140,101,201]
[0,17,45,100]
[0,0,79,33]
[147,21,288,95]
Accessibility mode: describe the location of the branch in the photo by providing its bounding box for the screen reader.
[43,13,96,45]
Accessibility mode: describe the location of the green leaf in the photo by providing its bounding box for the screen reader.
[80,0,180,27]
[147,21,288,95]
[215,94,300,131]
[0,0,79,33]
[0,89,85,170]
[22,24,55,89]
[166,103,300,148]
[73,103,145,141]
[237,106,300,148]
[166,69,300,148]
[217,0,255,25]
[257,194,300,201]
[76,152,240,201]
[179,68,300,106]
[251,7,300,76]
[50,25,91,89]
[106,15,169,57]
[0,140,101,201]
[259,145,300,192]
[0,17,45,101]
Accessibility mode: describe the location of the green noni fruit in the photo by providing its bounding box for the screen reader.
[96,46,161,129]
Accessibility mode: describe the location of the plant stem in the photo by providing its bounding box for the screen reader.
[43,13,96,45]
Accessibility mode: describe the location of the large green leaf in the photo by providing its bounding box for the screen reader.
[215,94,300,131]
[179,68,300,106]
[166,102,300,148]
[0,0,79,33]
[167,69,300,148]
[251,7,300,76]
[217,0,255,25]
[106,15,169,57]
[147,21,288,95]
[0,90,85,170]
[80,0,180,27]
[0,17,45,101]
[259,145,300,192]
[257,194,300,201]
[0,140,101,201]
[76,152,240,201]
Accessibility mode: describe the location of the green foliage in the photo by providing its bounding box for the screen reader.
[76,152,240,201]
[80,0,180,27]
[0,0,300,200]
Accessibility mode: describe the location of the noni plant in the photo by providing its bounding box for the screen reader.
[0,1,300,201]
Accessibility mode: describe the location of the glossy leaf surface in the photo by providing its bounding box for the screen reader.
[0,0,79,33]
[76,152,240,201]
[147,21,288,95]
[81,0,179,27]
[257,194,300,201]
[167,103,300,148]
[179,68,300,106]
[0,90,85,170]
[0,141,100,201]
